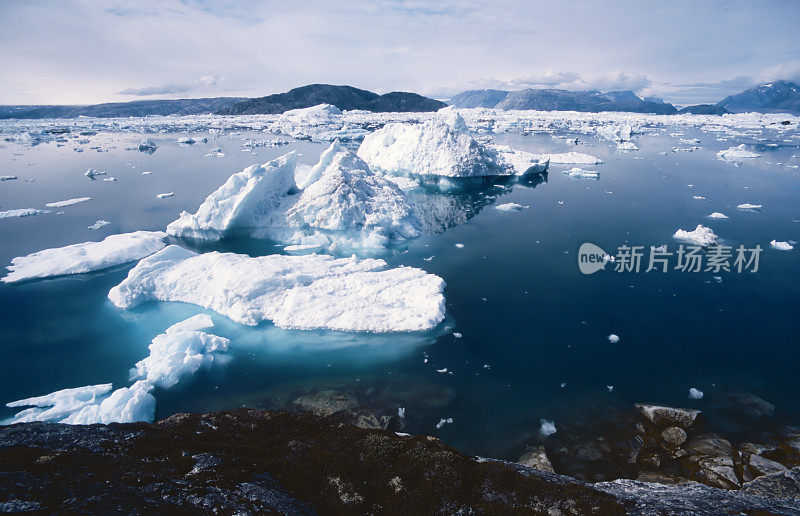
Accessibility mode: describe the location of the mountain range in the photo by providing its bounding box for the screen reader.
[1,81,798,119]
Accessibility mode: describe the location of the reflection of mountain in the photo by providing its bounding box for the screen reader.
[408,174,546,236]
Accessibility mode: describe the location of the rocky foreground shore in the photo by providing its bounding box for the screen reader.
[1,408,799,514]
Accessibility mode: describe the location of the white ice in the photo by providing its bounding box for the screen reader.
[45,197,91,208]
[108,245,446,332]
[717,144,761,162]
[770,240,794,251]
[494,202,528,212]
[737,203,762,211]
[673,224,718,246]
[608,334,620,343]
[0,208,47,219]
[3,231,167,283]
[539,419,557,437]
[708,212,729,219]
[563,167,600,179]
[689,388,704,399]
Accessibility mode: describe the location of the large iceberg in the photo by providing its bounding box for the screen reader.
[3,231,167,283]
[108,245,446,332]
[673,224,719,246]
[717,144,761,162]
[357,113,512,177]
[168,145,424,254]
[167,152,298,240]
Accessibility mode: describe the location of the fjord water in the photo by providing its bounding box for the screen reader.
[1,127,799,462]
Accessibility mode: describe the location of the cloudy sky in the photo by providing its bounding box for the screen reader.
[1,0,799,106]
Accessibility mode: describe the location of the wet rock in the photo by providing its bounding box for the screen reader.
[691,456,740,489]
[517,446,554,473]
[635,404,700,428]
[741,467,800,501]
[638,453,661,470]
[660,426,687,447]
[739,442,778,456]
[727,392,775,418]
[744,453,788,477]
[685,435,732,457]
[326,406,399,431]
[635,471,693,485]
[292,390,358,417]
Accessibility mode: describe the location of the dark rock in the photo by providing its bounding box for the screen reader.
[494,89,678,114]
[517,445,555,473]
[447,89,510,108]
[636,404,701,428]
[677,104,730,115]
[291,389,358,417]
[0,97,244,119]
[661,427,688,447]
[716,80,800,113]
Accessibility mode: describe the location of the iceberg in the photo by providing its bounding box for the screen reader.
[708,212,729,219]
[131,315,230,389]
[3,231,167,283]
[45,197,91,208]
[737,203,762,211]
[770,240,793,251]
[616,141,638,151]
[138,138,158,152]
[0,208,47,219]
[562,167,600,179]
[689,388,704,400]
[3,315,229,425]
[494,202,528,212]
[539,419,557,437]
[167,152,298,240]
[673,224,718,246]
[357,113,510,177]
[717,144,761,162]
[489,145,550,175]
[540,152,604,165]
[108,245,446,332]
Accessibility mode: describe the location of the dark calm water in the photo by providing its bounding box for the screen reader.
[1,125,799,461]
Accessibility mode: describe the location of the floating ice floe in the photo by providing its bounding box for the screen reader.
[488,145,550,176]
[692,195,706,200]
[45,197,91,208]
[608,334,620,343]
[84,168,106,180]
[716,144,761,162]
[87,219,110,230]
[3,315,229,425]
[737,203,762,212]
[673,224,718,246]
[540,151,604,165]
[137,138,158,153]
[435,417,453,429]
[562,167,600,179]
[494,202,528,212]
[596,123,634,143]
[689,388,704,399]
[770,240,794,251]
[108,245,446,332]
[0,208,47,219]
[131,314,229,389]
[177,137,195,144]
[0,175,18,181]
[156,192,174,199]
[357,113,513,177]
[539,419,557,437]
[708,212,729,219]
[205,148,226,158]
[617,141,638,151]
[3,230,167,283]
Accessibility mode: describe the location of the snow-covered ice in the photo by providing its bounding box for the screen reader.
[108,245,446,332]
[737,203,762,211]
[0,208,47,219]
[708,212,729,219]
[494,202,528,212]
[87,219,110,230]
[608,334,620,343]
[717,144,761,162]
[138,138,158,152]
[770,240,794,251]
[3,231,167,283]
[673,224,718,246]
[436,417,453,429]
[689,387,704,399]
[45,197,91,208]
[563,167,600,179]
[539,419,557,437]
[156,192,174,199]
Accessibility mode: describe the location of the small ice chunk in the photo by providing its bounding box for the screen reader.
[689,387,704,399]
[770,240,794,251]
[563,167,599,179]
[45,197,91,208]
[3,231,167,283]
[539,419,557,437]
[737,203,762,211]
[608,334,620,343]
[539,152,604,165]
[455,243,465,249]
[495,202,528,212]
[156,192,174,199]
[141,171,152,175]
[0,175,18,181]
[138,138,158,152]
[673,224,718,246]
[435,417,453,429]
[692,196,706,200]
[708,212,729,219]
[436,368,449,374]
[617,141,638,151]
[397,407,405,419]
[453,332,462,338]
[84,168,106,180]
[607,385,614,392]
[87,219,110,230]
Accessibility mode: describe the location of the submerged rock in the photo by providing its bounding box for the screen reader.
[636,404,701,428]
